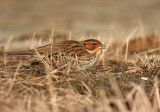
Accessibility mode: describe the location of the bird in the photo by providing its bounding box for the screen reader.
[6,39,106,70]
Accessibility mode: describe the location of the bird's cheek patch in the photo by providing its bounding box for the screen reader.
[86,44,95,51]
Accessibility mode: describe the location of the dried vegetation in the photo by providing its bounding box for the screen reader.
[0,30,160,112]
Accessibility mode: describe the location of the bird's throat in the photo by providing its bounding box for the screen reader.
[87,47,100,54]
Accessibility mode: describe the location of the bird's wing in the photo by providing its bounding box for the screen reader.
[6,40,89,57]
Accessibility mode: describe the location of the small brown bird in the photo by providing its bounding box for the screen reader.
[7,39,106,70]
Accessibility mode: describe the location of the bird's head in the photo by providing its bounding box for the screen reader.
[82,39,106,54]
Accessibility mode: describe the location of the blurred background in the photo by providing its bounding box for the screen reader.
[0,0,160,38]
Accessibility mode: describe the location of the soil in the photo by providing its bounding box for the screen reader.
[0,0,160,38]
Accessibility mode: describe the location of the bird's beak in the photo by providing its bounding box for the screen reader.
[99,44,106,49]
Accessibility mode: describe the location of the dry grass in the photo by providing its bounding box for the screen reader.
[0,30,160,112]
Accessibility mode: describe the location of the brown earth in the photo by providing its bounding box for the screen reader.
[0,0,160,38]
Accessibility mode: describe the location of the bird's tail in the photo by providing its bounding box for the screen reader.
[5,51,35,55]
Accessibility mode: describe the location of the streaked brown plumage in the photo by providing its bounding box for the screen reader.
[6,39,105,70]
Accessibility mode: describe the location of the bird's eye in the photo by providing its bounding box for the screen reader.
[92,42,96,46]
